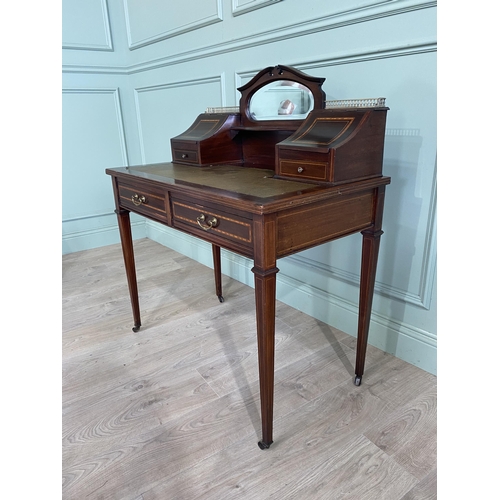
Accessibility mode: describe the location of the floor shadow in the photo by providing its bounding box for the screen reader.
[316,321,354,377]
[214,317,262,438]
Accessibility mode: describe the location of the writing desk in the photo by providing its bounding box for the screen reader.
[106,66,390,449]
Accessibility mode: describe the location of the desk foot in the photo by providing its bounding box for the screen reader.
[132,323,141,333]
[258,440,273,450]
[217,295,224,303]
[354,375,362,386]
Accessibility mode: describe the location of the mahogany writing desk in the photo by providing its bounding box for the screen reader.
[106,66,390,449]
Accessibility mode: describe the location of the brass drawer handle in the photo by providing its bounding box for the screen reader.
[196,213,219,231]
[131,194,147,206]
[297,167,304,173]
[181,153,188,159]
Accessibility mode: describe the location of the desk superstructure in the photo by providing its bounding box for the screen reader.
[106,65,390,449]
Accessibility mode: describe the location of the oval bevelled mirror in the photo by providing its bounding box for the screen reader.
[249,81,315,121]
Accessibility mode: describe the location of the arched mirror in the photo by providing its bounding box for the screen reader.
[249,81,315,120]
[238,65,326,128]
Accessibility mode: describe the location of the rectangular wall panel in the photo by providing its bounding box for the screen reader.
[134,77,224,164]
[232,0,283,16]
[62,0,112,50]
[125,0,223,49]
[62,88,132,253]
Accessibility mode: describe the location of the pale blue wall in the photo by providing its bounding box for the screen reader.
[62,0,437,374]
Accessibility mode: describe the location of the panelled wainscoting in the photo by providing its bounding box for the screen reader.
[62,0,437,375]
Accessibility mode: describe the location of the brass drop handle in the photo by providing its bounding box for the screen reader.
[196,213,219,231]
[131,194,147,206]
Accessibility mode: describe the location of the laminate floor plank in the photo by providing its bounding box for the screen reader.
[62,238,437,500]
[140,364,423,500]
[364,389,437,480]
[400,469,437,500]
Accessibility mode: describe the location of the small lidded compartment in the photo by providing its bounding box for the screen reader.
[276,107,388,185]
[170,114,241,166]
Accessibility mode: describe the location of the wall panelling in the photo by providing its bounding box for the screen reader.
[124,0,223,49]
[62,0,113,51]
[62,0,437,373]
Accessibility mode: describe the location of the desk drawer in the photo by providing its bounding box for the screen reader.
[171,197,253,250]
[118,182,167,222]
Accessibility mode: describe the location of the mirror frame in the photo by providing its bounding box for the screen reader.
[238,65,326,129]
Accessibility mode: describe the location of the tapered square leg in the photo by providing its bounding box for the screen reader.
[212,244,224,302]
[115,209,141,332]
[354,186,386,385]
[252,267,278,449]
[252,213,278,449]
[354,229,382,385]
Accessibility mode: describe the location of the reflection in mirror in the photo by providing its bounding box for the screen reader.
[249,81,314,121]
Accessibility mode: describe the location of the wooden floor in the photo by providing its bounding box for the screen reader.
[62,238,437,500]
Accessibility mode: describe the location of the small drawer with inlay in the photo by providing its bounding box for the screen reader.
[278,159,329,181]
[276,148,332,182]
[172,148,199,164]
[117,181,167,222]
[171,140,199,165]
